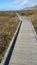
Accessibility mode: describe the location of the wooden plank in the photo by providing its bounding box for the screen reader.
[9,15,37,65]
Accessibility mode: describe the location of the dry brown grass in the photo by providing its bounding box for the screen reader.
[18,10,37,33]
[0,12,19,62]
[28,13,37,33]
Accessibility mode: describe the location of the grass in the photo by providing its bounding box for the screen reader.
[0,12,19,62]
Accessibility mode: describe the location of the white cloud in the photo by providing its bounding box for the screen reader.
[12,0,28,6]
[20,0,28,6]
[12,0,21,5]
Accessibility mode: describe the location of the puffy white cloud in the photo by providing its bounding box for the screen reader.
[12,0,21,5]
[20,0,28,6]
[12,0,28,6]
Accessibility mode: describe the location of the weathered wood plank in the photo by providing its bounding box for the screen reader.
[9,15,37,65]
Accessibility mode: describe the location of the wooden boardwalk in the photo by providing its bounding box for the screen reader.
[9,15,37,65]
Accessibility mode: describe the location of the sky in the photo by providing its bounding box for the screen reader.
[0,0,37,11]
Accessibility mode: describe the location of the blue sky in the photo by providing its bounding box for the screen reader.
[0,0,37,11]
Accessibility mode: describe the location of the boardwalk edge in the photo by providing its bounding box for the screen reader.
[30,21,37,40]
